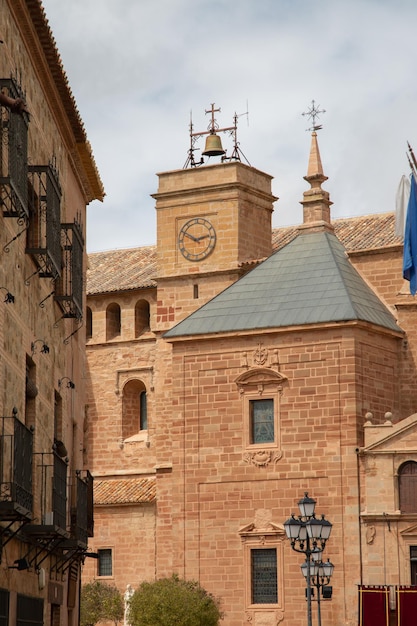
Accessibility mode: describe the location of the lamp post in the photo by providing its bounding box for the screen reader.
[301,552,334,626]
[284,493,333,626]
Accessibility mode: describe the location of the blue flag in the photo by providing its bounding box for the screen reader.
[403,174,417,295]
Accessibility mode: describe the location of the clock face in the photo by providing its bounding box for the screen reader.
[178,217,216,261]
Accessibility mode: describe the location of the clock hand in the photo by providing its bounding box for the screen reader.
[195,234,209,242]
[184,232,199,242]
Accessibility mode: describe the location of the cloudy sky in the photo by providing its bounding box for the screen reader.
[41,0,417,253]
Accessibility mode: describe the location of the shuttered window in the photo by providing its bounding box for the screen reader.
[16,594,43,626]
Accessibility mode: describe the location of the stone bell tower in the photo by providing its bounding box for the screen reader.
[152,103,277,330]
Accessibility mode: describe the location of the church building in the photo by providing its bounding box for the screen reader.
[83,107,417,626]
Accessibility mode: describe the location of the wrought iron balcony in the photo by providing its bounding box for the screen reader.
[26,164,62,280]
[0,409,33,520]
[67,470,94,549]
[54,220,84,320]
[25,451,69,539]
[0,77,29,220]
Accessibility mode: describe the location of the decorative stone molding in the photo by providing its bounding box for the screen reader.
[241,344,280,370]
[246,610,284,626]
[243,449,282,467]
[239,520,285,542]
[366,525,376,544]
[235,368,287,395]
[115,366,154,395]
[253,343,268,366]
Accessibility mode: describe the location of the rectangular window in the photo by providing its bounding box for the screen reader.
[250,399,274,444]
[17,594,43,626]
[251,548,278,604]
[98,548,113,577]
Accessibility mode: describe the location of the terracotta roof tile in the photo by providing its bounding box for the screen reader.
[333,212,402,252]
[272,212,402,253]
[87,246,156,295]
[94,477,156,505]
[87,213,402,295]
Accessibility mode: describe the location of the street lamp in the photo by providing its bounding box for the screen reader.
[284,493,333,626]
[301,555,334,626]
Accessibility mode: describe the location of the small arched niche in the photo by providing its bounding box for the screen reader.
[135,299,150,337]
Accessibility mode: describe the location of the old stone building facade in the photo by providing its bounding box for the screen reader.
[83,118,417,626]
[0,2,103,625]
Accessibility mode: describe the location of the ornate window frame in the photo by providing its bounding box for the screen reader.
[239,519,285,623]
[235,368,287,467]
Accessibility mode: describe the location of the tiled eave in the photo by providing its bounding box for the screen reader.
[94,477,156,506]
[10,0,104,202]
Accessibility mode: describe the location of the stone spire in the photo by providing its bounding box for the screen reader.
[299,131,333,232]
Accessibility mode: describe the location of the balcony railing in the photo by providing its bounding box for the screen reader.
[54,220,84,320]
[0,77,29,220]
[25,451,68,538]
[69,470,94,548]
[0,410,33,520]
[26,164,62,280]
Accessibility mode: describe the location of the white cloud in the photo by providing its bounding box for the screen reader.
[41,0,417,251]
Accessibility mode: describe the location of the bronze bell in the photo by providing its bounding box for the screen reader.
[202,133,225,157]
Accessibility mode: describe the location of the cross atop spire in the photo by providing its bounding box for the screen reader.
[299,101,333,233]
[302,99,326,132]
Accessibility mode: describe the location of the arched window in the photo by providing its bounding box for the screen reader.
[106,303,121,340]
[135,299,150,337]
[86,307,93,339]
[399,461,417,513]
[122,379,147,439]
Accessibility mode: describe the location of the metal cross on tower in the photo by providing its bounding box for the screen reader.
[302,100,326,131]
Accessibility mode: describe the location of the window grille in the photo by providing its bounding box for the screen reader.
[250,399,274,444]
[26,164,62,280]
[251,548,278,604]
[0,77,29,220]
[98,548,112,576]
[54,220,84,320]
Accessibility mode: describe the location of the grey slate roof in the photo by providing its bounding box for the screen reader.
[164,230,401,338]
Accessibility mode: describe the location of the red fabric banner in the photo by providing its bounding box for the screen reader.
[358,585,389,626]
[397,586,417,626]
